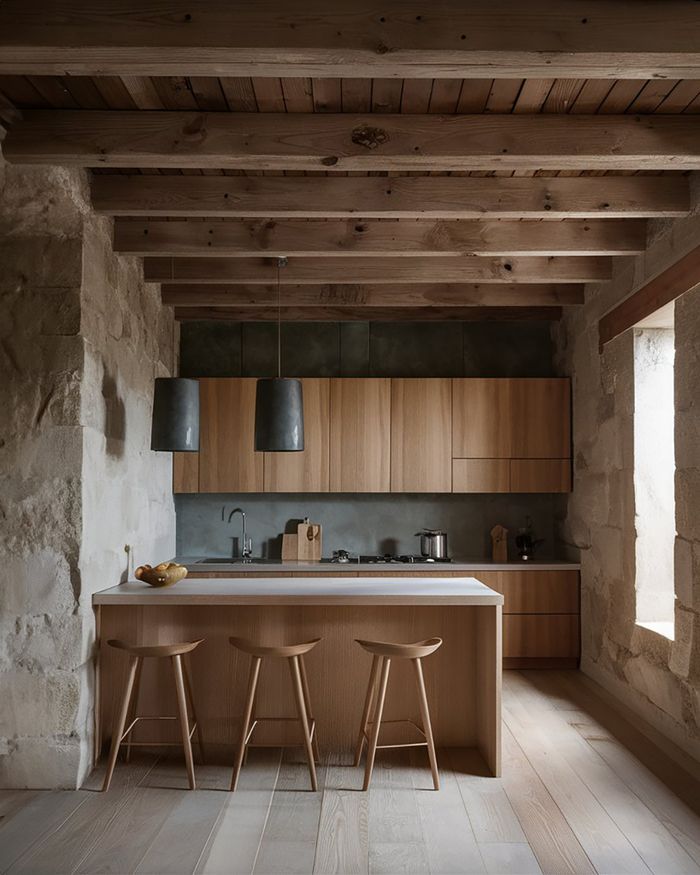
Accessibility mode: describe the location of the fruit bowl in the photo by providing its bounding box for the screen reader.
[134,562,188,588]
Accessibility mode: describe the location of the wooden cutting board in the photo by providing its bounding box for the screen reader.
[281,533,298,561]
[297,522,322,561]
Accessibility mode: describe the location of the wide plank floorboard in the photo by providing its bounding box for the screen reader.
[2,672,699,875]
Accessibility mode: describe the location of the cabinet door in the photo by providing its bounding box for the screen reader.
[452,459,510,493]
[504,615,580,658]
[473,570,579,614]
[391,379,452,492]
[330,378,391,492]
[198,378,263,492]
[510,459,571,492]
[173,452,199,493]
[511,379,571,458]
[264,378,330,492]
[452,379,513,458]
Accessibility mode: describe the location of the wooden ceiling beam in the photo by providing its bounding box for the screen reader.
[161,283,584,308]
[92,175,691,220]
[1,1,699,79]
[173,306,563,323]
[116,218,646,258]
[6,111,700,170]
[145,256,610,284]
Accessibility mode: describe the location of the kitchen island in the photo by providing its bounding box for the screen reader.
[94,576,503,776]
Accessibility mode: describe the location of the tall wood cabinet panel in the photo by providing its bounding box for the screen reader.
[453,379,513,458]
[510,378,571,458]
[264,378,330,492]
[330,378,391,492]
[198,378,263,493]
[173,451,199,493]
[391,379,452,492]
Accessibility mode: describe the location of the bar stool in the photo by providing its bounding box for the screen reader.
[354,637,442,790]
[229,636,321,792]
[101,639,205,792]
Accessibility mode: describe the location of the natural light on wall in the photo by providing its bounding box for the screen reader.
[633,304,676,640]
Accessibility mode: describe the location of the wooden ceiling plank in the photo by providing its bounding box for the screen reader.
[10,111,700,170]
[91,174,690,219]
[371,79,403,113]
[144,255,612,284]
[512,78,555,113]
[280,78,314,113]
[219,77,257,111]
[3,1,700,79]
[455,79,493,113]
[341,79,372,113]
[120,76,165,109]
[115,217,647,257]
[172,305,563,322]
[188,77,229,111]
[542,78,586,113]
[161,282,584,307]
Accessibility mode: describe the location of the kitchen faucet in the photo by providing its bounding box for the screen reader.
[228,507,253,560]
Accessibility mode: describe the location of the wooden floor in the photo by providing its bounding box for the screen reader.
[2,671,699,875]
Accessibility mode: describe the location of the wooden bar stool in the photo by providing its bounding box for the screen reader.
[229,636,321,792]
[354,637,442,791]
[101,638,205,792]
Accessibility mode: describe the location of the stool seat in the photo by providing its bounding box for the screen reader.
[355,637,442,660]
[101,638,205,792]
[229,636,321,791]
[107,638,204,658]
[229,636,320,659]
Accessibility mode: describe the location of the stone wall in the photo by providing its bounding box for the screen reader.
[555,174,700,760]
[0,157,176,788]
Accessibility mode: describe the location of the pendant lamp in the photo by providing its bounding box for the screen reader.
[151,376,200,451]
[254,257,305,452]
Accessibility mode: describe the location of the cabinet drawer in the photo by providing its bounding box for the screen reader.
[504,614,579,658]
[510,459,571,492]
[452,459,510,493]
[472,570,579,614]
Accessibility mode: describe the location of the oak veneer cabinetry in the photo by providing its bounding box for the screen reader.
[329,378,390,492]
[391,378,452,492]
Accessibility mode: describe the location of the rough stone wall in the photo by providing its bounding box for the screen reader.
[555,175,700,760]
[0,156,176,787]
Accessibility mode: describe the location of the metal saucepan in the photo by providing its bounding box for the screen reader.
[416,529,448,559]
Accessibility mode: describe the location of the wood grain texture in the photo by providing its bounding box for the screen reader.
[6,111,700,170]
[503,615,580,659]
[510,379,571,458]
[329,378,391,493]
[92,174,691,219]
[115,218,646,257]
[452,458,511,493]
[198,378,263,493]
[473,570,579,615]
[510,459,572,492]
[162,282,584,308]
[264,378,330,493]
[453,379,514,458]
[391,378,452,492]
[147,255,611,284]
[173,451,199,494]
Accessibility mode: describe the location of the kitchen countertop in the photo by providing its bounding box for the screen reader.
[93,576,504,606]
[173,556,580,573]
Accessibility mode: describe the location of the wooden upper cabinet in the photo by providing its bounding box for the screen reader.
[453,379,513,458]
[510,379,571,459]
[198,378,263,493]
[330,378,391,492]
[173,451,199,493]
[264,378,330,492]
[391,379,452,492]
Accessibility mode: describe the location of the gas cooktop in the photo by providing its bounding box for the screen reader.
[321,553,452,564]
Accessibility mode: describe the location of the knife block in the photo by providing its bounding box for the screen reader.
[297,521,322,561]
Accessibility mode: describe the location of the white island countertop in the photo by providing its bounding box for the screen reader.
[93,576,504,606]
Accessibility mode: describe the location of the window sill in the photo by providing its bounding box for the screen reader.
[636,620,675,641]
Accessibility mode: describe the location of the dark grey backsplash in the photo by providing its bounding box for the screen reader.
[178,320,564,562]
[180,320,556,378]
[176,493,566,561]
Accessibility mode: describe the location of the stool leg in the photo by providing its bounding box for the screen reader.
[183,657,206,764]
[231,655,261,792]
[289,656,318,791]
[102,655,139,792]
[298,655,320,763]
[363,657,391,791]
[124,657,143,764]
[354,654,380,767]
[171,654,196,790]
[412,658,440,790]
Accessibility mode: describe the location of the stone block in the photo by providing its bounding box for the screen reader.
[0,735,82,790]
[0,670,82,737]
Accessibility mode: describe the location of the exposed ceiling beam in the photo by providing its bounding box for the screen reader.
[145,256,611,284]
[6,112,700,171]
[92,175,691,220]
[116,218,646,258]
[1,1,699,79]
[161,283,584,308]
[173,306,563,322]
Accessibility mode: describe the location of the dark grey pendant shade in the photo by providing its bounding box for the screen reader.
[151,377,200,452]
[255,378,304,452]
